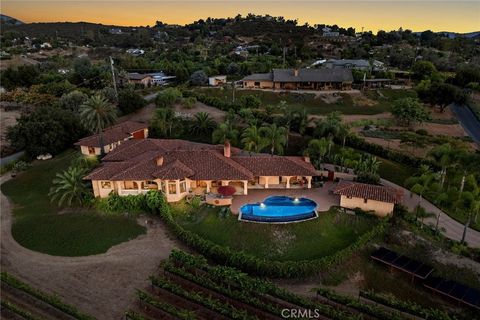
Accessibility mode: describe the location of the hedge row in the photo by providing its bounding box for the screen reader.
[315,287,405,320]
[359,290,455,320]
[0,300,42,320]
[0,272,95,320]
[136,290,196,320]
[345,135,434,170]
[167,250,358,320]
[155,204,386,278]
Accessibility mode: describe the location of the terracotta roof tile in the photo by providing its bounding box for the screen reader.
[74,121,147,147]
[231,156,317,177]
[332,181,403,204]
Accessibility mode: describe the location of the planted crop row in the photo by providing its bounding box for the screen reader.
[1,300,42,320]
[359,290,455,320]
[0,272,95,320]
[167,250,361,320]
[163,261,282,316]
[137,290,197,320]
[149,276,258,320]
[125,310,148,320]
[315,287,405,320]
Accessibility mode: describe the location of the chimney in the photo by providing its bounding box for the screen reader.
[294,69,299,77]
[303,156,310,163]
[223,140,231,158]
[155,156,164,166]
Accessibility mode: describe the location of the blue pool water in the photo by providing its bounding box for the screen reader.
[240,196,317,223]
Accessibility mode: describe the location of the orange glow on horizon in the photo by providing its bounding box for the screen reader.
[1,1,479,33]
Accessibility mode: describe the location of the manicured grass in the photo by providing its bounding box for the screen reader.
[195,88,408,115]
[1,150,146,256]
[174,205,377,261]
[378,157,416,187]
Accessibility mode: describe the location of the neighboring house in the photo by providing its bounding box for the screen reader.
[149,72,176,85]
[75,121,148,156]
[332,181,403,217]
[109,28,123,35]
[126,48,145,56]
[322,27,340,37]
[127,73,153,87]
[372,60,386,72]
[85,139,317,202]
[324,59,372,71]
[208,75,227,86]
[241,68,353,91]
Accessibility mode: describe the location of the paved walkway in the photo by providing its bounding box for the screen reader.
[451,103,480,145]
[0,175,182,320]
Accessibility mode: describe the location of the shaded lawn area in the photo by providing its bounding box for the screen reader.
[377,156,416,187]
[174,205,377,261]
[1,150,146,256]
[195,88,400,115]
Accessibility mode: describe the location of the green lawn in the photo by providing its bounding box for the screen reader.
[1,151,146,256]
[195,88,410,115]
[377,156,416,187]
[174,205,377,261]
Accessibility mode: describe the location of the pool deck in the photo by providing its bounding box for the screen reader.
[230,182,339,214]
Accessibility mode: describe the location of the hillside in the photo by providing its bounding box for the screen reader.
[0,14,23,26]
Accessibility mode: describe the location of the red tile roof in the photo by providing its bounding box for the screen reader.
[85,138,318,182]
[332,181,403,204]
[74,121,147,147]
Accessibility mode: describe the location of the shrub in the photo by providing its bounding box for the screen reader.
[182,96,197,109]
[118,89,146,114]
[155,88,182,108]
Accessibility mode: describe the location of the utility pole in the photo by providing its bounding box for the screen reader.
[109,56,118,100]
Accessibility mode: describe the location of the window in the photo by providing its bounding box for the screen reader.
[346,195,352,199]
[142,180,158,190]
[101,181,112,189]
[364,198,368,203]
[168,181,177,194]
[124,181,138,190]
[254,81,260,86]
[88,147,96,155]
[180,180,186,193]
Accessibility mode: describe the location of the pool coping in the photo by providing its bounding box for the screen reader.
[238,210,319,224]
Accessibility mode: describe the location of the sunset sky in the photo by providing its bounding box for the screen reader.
[2,1,479,33]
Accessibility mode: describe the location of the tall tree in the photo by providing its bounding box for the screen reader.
[79,94,117,155]
[49,166,90,206]
[306,138,331,169]
[392,98,431,126]
[152,107,175,137]
[259,123,287,155]
[192,112,216,135]
[212,121,239,145]
[241,125,265,154]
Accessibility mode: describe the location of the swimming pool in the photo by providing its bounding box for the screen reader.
[239,196,318,223]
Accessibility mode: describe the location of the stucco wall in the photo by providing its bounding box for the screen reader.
[340,195,394,217]
[243,80,274,89]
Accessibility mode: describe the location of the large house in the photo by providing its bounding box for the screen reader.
[126,73,152,87]
[324,59,386,72]
[85,139,318,202]
[241,68,353,91]
[75,121,148,156]
[332,181,403,216]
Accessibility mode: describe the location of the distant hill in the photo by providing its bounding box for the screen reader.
[413,30,480,39]
[0,14,24,26]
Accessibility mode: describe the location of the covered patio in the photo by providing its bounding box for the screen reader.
[230,182,339,214]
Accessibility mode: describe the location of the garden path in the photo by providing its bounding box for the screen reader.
[0,175,182,320]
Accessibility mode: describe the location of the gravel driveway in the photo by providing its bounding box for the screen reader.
[1,175,182,320]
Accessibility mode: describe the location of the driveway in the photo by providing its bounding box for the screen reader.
[0,175,182,320]
[451,104,480,145]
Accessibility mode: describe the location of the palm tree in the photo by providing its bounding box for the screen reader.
[306,138,331,169]
[192,112,216,135]
[427,143,455,188]
[259,123,287,155]
[241,125,266,155]
[296,109,309,135]
[49,166,90,206]
[314,111,342,138]
[212,121,239,145]
[79,94,117,155]
[415,206,436,228]
[153,107,175,137]
[337,123,350,148]
[409,172,435,219]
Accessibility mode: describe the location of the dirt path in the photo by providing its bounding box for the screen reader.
[173,102,227,122]
[0,175,182,320]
